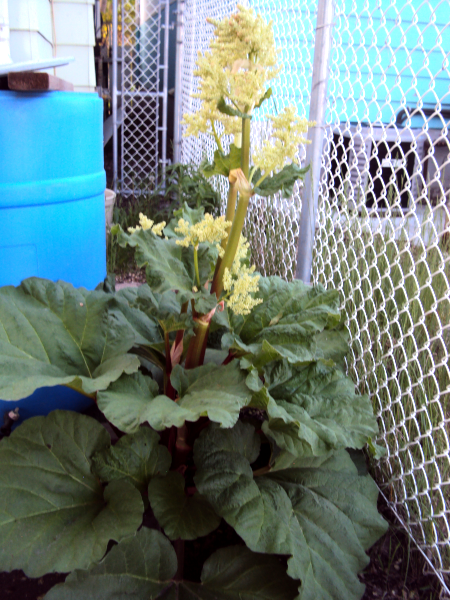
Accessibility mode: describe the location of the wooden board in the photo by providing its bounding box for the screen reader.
[7,72,74,92]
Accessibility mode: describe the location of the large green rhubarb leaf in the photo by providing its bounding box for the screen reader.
[249,360,378,458]
[98,362,251,433]
[97,371,160,433]
[45,528,299,600]
[0,411,143,577]
[116,284,182,321]
[262,392,377,458]
[112,225,214,299]
[45,528,176,600]
[0,278,141,400]
[223,276,345,367]
[143,362,251,430]
[110,287,163,347]
[113,285,197,370]
[194,421,387,600]
[92,427,171,495]
[148,471,220,540]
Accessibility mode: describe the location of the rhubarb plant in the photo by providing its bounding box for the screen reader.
[0,7,386,600]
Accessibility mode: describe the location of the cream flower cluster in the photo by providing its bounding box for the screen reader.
[252,106,312,175]
[182,101,241,139]
[127,213,166,236]
[174,213,232,249]
[223,234,263,315]
[182,5,280,138]
[207,5,279,69]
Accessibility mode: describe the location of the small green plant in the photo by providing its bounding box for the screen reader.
[160,162,222,213]
[0,7,387,599]
[107,164,221,275]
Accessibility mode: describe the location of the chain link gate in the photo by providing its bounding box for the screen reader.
[112,0,170,193]
[179,0,450,593]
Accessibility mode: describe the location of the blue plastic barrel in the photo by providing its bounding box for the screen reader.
[0,91,106,422]
[0,90,106,288]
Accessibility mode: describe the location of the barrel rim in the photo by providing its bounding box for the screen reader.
[0,172,106,208]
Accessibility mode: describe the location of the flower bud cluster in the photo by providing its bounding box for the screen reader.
[182,5,280,139]
[128,213,166,236]
[183,101,241,139]
[174,213,232,250]
[252,106,313,175]
[223,234,263,315]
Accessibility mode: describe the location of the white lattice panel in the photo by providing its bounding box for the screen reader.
[121,0,162,193]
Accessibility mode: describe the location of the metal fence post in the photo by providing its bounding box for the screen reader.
[112,0,118,192]
[173,0,184,164]
[295,0,335,283]
[160,0,170,171]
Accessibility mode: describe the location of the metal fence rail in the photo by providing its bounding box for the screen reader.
[179,0,450,593]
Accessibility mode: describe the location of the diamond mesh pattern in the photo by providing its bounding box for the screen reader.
[313,2,450,591]
[121,0,162,193]
[179,0,450,592]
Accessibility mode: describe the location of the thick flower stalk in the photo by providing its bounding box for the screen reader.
[180,6,313,358]
[211,169,253,298]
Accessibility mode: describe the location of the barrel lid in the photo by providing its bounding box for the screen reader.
[0,57,75,77]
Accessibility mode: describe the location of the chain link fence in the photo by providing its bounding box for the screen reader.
[179,0,450,593]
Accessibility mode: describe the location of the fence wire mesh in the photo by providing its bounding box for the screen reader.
[120,0,164,193]
[180,0,450,592]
